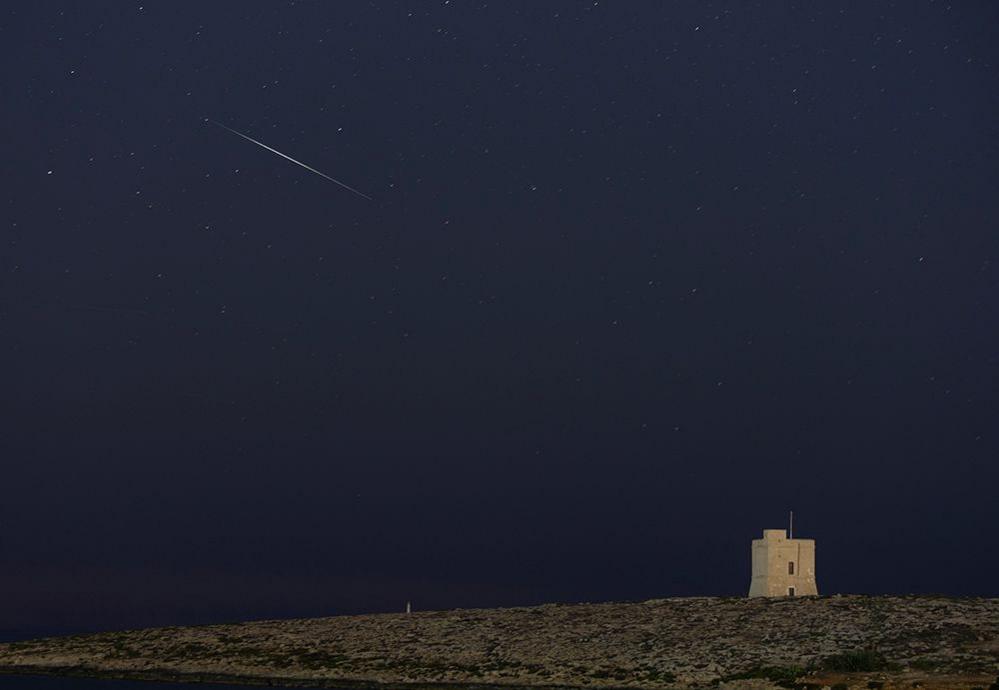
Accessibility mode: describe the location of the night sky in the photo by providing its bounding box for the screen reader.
[2,1,998,635]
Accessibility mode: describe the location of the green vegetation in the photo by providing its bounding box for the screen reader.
[639,667,677,684]
[719,665,806,688]
[820,649,891,672]
[166,642,212,658]
[106,642,142,660]
[585,665,677,684]
[2,642,36,652]
[289,650,349,670]
[908,656,939,671]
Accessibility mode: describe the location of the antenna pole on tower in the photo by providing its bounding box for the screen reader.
[789,510,793,539]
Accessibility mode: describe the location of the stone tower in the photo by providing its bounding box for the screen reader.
[748,529,818,597]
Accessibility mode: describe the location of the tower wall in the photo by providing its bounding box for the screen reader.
[748,529,818,597]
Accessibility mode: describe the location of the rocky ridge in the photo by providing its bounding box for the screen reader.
[0,595,997,689]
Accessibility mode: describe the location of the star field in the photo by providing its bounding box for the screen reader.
[1,1,997,634]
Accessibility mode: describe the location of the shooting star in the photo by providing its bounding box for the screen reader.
[208,120,372,201]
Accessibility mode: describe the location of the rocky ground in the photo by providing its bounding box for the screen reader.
[0,595,997,689]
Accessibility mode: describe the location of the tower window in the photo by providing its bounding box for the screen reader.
[788,587,795,597]
[788,561,795,575]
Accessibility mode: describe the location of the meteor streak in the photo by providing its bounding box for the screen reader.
[209,120,372,201]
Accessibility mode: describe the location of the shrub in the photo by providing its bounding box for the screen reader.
[722,665,806,688]
[821,649,890,672]
[909,657,938,671]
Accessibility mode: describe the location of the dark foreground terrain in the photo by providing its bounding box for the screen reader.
[1,596,996,689]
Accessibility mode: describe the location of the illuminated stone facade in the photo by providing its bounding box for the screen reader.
[748,529,818,597]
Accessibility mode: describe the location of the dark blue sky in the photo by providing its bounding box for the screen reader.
[2,1,997,633]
